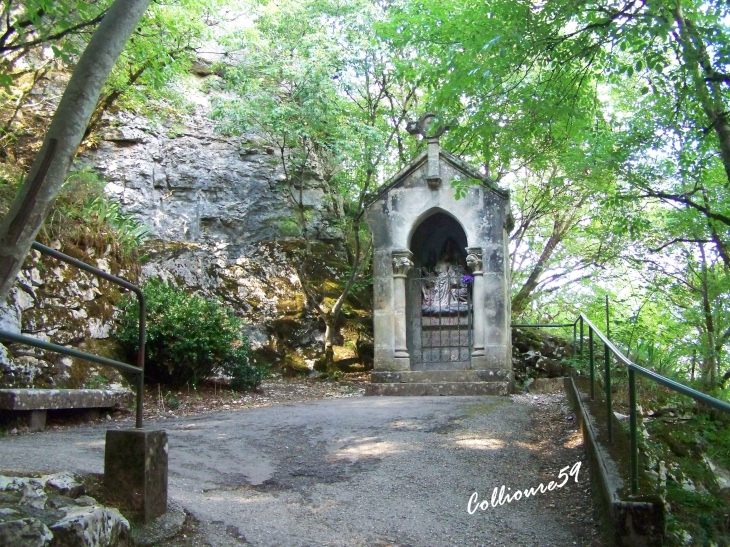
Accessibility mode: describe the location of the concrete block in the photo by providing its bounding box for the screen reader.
[104,430,168,523]
[27,410,46,432]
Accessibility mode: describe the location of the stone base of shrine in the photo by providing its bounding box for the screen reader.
[365,370,512,396]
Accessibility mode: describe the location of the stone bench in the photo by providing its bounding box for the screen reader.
[0,389,134,431]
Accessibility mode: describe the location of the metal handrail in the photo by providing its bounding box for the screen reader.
[573,312,730,496]
[0,241,145,428]
[515,313,730,496]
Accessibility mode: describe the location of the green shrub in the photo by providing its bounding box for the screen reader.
[116,278,267,388]
[221,346,269,391]
[165,393,180,410]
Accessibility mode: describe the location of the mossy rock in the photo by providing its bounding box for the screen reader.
[282,353,314,376]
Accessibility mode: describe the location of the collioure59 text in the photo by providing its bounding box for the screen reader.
[467,461,582,514]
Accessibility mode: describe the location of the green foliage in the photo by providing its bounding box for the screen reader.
[0,0,231,158]
[84,197,150,251]
[100,0,227,116]
[450,178,481,201]
[644,412,730,544]
[116,278,267,389]
[165,392,180,410]
[222,347,269,391]
[376,0,730,391]
[0,167,148,255]
[40,169,149,255]
[211,0,413,366]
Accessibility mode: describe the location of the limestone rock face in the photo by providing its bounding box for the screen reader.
[0,72,368,384]
[75,83,357,370]
[44,473,85,499]
[0,473,130,547]
[134,239,339,371]
[511,327,573,386]
[0,248,131,389]
[83,104,343,251]
[0,517,54,547]
[50,506,129,547]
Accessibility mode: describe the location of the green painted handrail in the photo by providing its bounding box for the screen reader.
[0,242,146,428]
[516,313,730,496]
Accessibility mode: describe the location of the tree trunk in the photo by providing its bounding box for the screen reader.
[323,320,336,372]
[698,242,717,387]
[673,5,730,189]
[0,0,152,302]
[511,217,569,316]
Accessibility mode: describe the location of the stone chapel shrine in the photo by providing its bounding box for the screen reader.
[365,115,513,396]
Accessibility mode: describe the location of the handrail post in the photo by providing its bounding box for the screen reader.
[579,316,584,359]
[629,367,638,495]
[572,322,577,361]
[589,326,594,400]
[605,342,613,443]
[136,291,145,429]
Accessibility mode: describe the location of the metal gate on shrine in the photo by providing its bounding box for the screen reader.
[409,274,473,370]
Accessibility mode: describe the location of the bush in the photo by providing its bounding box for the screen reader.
[116,278,267,388]
[221,346,269,391]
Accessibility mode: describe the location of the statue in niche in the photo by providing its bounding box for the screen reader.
[420,239,471,315]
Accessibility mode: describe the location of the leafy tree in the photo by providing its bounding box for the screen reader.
[379,0,730,389]
[0,1,109,76]
[213,0,416,369]
[0,0,152,302]
[381,0,632,317]
[0,0,225,165]
[85,0,225,136]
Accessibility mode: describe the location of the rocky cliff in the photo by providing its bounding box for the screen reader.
[0,72,371,389]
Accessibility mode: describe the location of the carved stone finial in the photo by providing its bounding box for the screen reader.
[406,112,451,139]
[392,251,414,278]
[406,113,453,189]
[466,247,483,274]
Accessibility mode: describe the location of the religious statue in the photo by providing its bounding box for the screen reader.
[420,242,471,315]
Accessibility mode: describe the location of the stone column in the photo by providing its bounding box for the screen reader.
[466,247,486,365]
[392,250,413,368]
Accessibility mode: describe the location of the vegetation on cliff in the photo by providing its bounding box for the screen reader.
[0,0,728,540]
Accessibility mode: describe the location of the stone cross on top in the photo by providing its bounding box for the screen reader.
[406,112,451,189]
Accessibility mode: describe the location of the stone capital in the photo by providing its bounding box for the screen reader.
[465,247,483,274]
[392,250,414,278]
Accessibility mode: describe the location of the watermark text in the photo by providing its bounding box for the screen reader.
[467,461,582,514]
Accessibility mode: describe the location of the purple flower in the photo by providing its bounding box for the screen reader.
[462,275,474,284]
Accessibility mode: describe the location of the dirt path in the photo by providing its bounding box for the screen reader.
[0,393,602,547]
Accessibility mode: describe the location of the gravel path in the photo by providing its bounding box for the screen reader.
[0,393,602,546]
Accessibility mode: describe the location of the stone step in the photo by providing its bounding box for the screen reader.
[371,370,511,383]
[412,361,471,372]
[365,381,510,396]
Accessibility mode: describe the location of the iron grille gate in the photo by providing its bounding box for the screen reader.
[410,274,473,370]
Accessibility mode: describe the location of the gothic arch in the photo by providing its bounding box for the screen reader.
[406,207,470,252]
[408,210,469,274]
